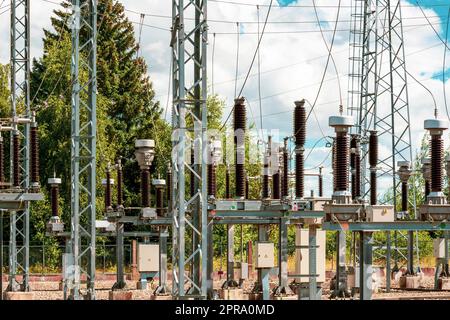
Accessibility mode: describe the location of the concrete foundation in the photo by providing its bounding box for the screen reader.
[108,290,133,300]
[150,294,172,300]
[4,292,35,300]
[399,275,421,289]
[219,288,244,300]
[438,278,450,290]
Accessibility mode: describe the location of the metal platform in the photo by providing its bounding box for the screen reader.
[0,192,43,210]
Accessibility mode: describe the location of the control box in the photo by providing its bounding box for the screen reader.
[138,243,160,272]
[365,205,395,222]
[255,242,274,269]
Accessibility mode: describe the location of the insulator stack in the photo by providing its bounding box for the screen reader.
[207,164,216,197]
[0,136,4,188]
[401,182,408,212]
[225,166,231,199]
[262,169,269,199]
[318,167,323,197]
[234,98,246,198]
[430,135,443,192]
[51,184,59,216]
[294,100,306,199]
[332,139,336,192]
[30,125,40,187]
[295,153,304,198]
[117,160,123,207]
[369,131,378,205]
[141,169,150,207]
[13,132,20,188]
[156,185,164,216]
[355,149,361,198]
[294,100,306,146]
[105,169,112,210]
[281,139,288,198]
[166,165,172,209]
[335,134,349,191]
[272,171,280,199]
[350,136,357,199]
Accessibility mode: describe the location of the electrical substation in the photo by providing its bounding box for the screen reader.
[1,0,450,303]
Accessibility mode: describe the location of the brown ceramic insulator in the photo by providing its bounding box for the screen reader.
[105,170,112,210]
[401,181,408,212]
[31,126,39,185]
[225,168,230,199]
[318,173,323,197]
[430,135,443,192]
[207,164,216,197]
[332,140,336,192]
[369,131,378,168]
[141,169,150,207]
[13,133,20,187]
[272,171,280,199]
[335,133,349,191]
[425,181,431,197]
[234,100,246,198]
[350,137,356,199]
[294,100,306,146]
[262,166,269,199]
[355,153,361,198]
[156,187,164,216]
[295,152,304,198]
[351,173,356,199]
[117,165,123,206]
[0,139,4,187]
[370,171,377,205]
[166,168,172,207]
[51,185,59,217]
[282,148,288,197]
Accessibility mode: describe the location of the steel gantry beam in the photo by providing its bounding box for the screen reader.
[68,0,97,300]
[171,0,208,299]
[8,0,31,292]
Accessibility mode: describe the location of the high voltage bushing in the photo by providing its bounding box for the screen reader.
[12,131,20,188]
[369,131,378,205]
[318,166,323,197]
[397,161,412,215]
[245,174,249,199]
[153,179,166,216]
[234,97,246,198]
[446,155,450,202]
[332,138,336,192]
[350,135,356,199]
[272,149,281,199]
[30,116,40,189]
[262,136,272,199]
[424,119,448,202]
[281,138,289,198]
[329,115,353,201]
[294,100,306,199]
[135,139,156,209]
[47,177,64,233]
[116,158,123,208]
[422,158,431,197]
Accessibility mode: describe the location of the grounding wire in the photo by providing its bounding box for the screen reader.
[257,5,263,138]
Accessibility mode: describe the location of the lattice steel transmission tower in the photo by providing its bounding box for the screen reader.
[68,0,97,300]
[347,0,418,287]
[8,0,31,292]
[171,0,209,299]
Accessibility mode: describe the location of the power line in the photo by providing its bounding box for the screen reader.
[416,0,450,51]
[220,0,274,132]
[234,22,240,98]
[443,7,450,121]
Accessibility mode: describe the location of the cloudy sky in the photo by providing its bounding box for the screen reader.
[0,0,449,198]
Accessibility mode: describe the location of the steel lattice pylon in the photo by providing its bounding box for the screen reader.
[171,0,209,299]
[8,0,31,292]
[348,0,419,289]
[68,0,97,300]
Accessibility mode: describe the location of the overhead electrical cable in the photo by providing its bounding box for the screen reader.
[416,0,450,51]
[443,7,450,120]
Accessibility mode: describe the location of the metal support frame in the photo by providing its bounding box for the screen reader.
[359,231,373,300]
[112,223,125,290]
[154,227,170,295]
[68,0,97,300]
[171,0,208,299]
[8,0,31,293]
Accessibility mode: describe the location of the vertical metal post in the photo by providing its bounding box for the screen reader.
[274,217,291,295]
[9,0,31,293]
[359,231,373,300]
[112,223,125,290]
[155,227,169,294]
[171,0,208,299]
[69,0,97,300]
[308,225,318,300]
[386,231,391,292]
[225,224,236,287]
